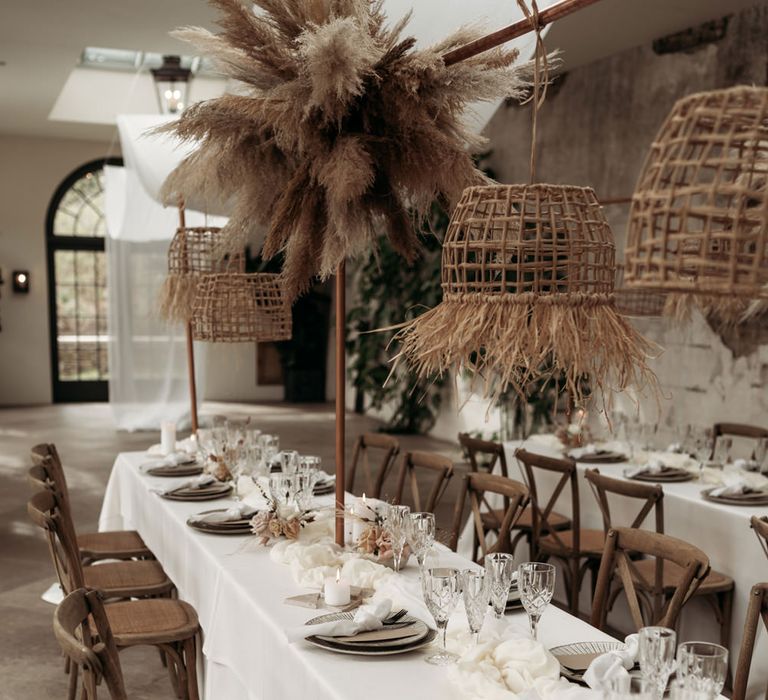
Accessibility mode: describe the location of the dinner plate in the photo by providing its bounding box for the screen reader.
[161,482,232,501]
[550,640,626,682]
[701,487,768,506]
[186,508,255,535]
[313,482,335,496]
[624,467,693,483]
[573,451,627,464]
[146,464,204,477]
[304,612,436,656]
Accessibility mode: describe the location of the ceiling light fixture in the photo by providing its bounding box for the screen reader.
[151,55,191,115]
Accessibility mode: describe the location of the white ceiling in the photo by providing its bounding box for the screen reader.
[0,0,761,144]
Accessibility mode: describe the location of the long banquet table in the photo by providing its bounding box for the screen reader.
[100,451,619,699]
[464,437,768,699]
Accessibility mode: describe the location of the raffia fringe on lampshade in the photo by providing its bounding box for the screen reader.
[160,227,245,322]
[191,273,291,343]
[390,184,659,405]
[625,86,768,324]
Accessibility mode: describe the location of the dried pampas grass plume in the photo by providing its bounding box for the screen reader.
[157,0,533,300]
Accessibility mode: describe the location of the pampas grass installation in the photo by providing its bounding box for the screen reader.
[389,184,660,406]
[157,0,533,300]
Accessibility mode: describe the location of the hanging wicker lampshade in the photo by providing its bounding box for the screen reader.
[191,273,292,342]
[160,226,245,323]
[614,264,665,318]
[625,86,768,323]
[390,184,658,405]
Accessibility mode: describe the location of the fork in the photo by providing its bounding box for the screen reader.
[383,608,408,625]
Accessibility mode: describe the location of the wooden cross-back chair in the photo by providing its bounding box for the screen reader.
[732,582,768,700]
[459,433,508,477]
[751,515,768,560]
[515,448,604,613]
[29,490,201,700]
[449,472,528,564]
[54,588,127,700]
[393,451,454,514]
[30,444,151,563]
[711,423,768,460]
[585,469,734,648]
[346,433,400,498]
[591,527,710,633]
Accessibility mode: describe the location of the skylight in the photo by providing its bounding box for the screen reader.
[79,47,216,76]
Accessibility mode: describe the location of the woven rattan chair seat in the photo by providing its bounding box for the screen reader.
[101,599,200,646]
[481,506,571,532]
[77,530,150,560]
[83,560,173,598]
[538,528,605,556]
[632,559,734,595]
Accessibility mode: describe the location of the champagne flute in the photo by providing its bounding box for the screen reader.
[712,437,732,466]
[421,567,461,665]
[461,569,490,646]
[676,642,728,699]
[409,512,435,571]
[517,562,555,640]
[385,505,411,572]
[638,626,676,699]
[485,553,515,619]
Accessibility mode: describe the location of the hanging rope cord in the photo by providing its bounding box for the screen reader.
[516,0,549,184]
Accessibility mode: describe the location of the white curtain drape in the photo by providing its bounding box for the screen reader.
[104,116,226,431]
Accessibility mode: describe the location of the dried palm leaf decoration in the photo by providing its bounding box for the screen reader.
[625,86,768,325]
[160,225,245,322]
[389,2,659,406]
[156,0,534,301]
[191,273,292,342]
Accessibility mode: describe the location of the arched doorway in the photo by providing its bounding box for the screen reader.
[45,157,122,402]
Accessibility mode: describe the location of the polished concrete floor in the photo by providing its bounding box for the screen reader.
[0,402,464,699]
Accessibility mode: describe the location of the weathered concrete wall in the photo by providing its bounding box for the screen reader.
[481,2,768,435]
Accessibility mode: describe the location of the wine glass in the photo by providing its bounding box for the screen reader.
[421,567,461,665]
[517,562,555,640]
[712,437,732,466]
[485,552,515,619]
[607,677,655,699]
[293,471,317,510]
[269,473,295,507]
[279,450,300,475]
[461,569,490,646]
[754,437,768,468]
[676,642,728,699]
[638,626,676,699]
[691,427,714,472]
[258,434,280,469]
[408,512,435,570]
[385,505,411,572]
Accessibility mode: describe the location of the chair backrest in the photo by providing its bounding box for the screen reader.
[393,451,453,514]
[515,448,580,552]
[54,588,127,700]
[30,443,73,516]
[347,433,400,498]
[28,463,52,492]
[732,582,768,700]
[449,472,528,561]
[591,527,710,633]
[27,489,85,595]
[458,433,508,477]
[751,515,768,561]
[584,469,664,534]
[712,423,768,459]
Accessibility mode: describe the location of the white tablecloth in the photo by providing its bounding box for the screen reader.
[100,452,619,700]
[457,437,768,699]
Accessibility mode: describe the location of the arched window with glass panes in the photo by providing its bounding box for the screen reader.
[45,157,121,402]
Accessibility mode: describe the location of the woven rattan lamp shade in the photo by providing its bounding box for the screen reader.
[160,227,245,322]
[191,273,292,343]
[391,184,658,404]
[625,86,768,321]
[614,265,665,318]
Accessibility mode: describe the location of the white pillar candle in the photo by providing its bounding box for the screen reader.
[160,421,177,456]
[324,569,351,607]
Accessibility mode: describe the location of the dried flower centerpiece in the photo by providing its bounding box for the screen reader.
[250,483,317,545]
[347,500,411,568]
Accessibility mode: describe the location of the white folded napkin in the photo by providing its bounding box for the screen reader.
[582,634,638,691]
[705,468,768,495]
[525,434,566,453]
[193,503,255,524]
[666,443,684,454]
[625,459,665,478]
[733,458,759,472]
[568,444,599,460]
[174,474,216,491]
[141,452,195,469]
[285,598,392,643]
